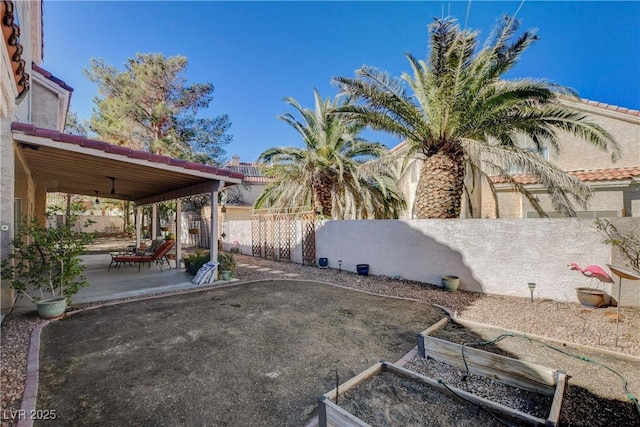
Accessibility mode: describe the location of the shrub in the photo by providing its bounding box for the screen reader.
[595,218,639,274]
[1,215,95,303]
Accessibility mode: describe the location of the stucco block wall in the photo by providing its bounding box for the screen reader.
[224,217,639,306]
[315,218,640,305]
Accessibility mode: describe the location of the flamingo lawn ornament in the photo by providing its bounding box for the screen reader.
[568,263,614,283]
[568,263,614,308]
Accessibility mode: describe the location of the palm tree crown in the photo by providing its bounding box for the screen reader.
[335,16,619,218]
[255,90,405,219]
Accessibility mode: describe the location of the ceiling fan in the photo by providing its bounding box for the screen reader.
[98,176,131,199]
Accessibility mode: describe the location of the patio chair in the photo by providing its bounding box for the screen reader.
[108,240,175,272]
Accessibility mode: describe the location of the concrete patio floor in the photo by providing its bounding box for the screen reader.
[7,253,218,313]
[74,254,211,303]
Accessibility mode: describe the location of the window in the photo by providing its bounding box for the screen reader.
[507,135,549,174]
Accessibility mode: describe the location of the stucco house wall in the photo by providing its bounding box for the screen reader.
[551,102,639,171]
[0,1,66,311]
[31,79,62,130]
[482,102,640,218]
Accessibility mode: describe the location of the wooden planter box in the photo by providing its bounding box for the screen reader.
[319,359,566,427]
[318,317,568,427]
[415,317,568,426]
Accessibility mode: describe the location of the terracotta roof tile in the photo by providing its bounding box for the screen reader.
[2,0,29,100]
[577,98,640,117]
[491,166,640,185]
[10,123,244,181]
[243,176,273,184]
[226,161,274,183]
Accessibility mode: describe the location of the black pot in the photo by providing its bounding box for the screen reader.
[356,264,369,276]
[318,257,329,268]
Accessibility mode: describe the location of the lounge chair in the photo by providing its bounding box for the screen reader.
[108,240,175,272]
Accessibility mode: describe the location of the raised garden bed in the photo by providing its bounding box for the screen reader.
[415,316,640,426]
[318,316,569,427]
[318,358,566,427]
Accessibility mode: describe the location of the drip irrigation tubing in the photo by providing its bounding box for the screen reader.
[459,332,640,417]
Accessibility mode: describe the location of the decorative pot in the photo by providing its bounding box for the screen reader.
[575,287,606,308]
[356,264,369,276]
[318,257,329,268]
[36,297,67,319]
[442,275,460,292]
[221,270,233,280]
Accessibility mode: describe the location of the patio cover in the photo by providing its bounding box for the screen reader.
[11,123,243,204]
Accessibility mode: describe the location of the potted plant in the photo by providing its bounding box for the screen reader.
[1,215,95,318]
[183,249,210,275]
[356,264,369,276]
[441,275,460,292]
[218,252,236,280]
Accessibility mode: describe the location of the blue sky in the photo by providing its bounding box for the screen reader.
[42,1,640,163]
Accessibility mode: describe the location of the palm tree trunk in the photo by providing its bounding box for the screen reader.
[414,152,465,219]
[312,173,333,217]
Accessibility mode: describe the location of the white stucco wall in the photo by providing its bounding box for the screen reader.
[222,216,639,307]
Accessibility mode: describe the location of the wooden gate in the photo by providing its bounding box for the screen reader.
[251,209,316,263]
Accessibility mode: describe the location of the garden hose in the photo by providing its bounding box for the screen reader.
[460,333,640,417]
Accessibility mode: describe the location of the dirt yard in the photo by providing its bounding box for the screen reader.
[35,281,444,426]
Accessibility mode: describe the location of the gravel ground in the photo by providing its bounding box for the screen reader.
[405,356,552,419]
[2,250,639,426]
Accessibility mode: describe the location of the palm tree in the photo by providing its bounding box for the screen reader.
[255,90,405,219]
[334,16,619,218]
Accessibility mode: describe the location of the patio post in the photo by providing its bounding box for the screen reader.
[210,187,218,274]
[208,180,224,278]
[152,203,158,240]
[135,206,142,250]
[175,198,182,269]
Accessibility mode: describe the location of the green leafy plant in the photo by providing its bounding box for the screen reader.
[217,251,236,274]
[595,218,640,274]
[182,249,210,274]
[1,215,95,304]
